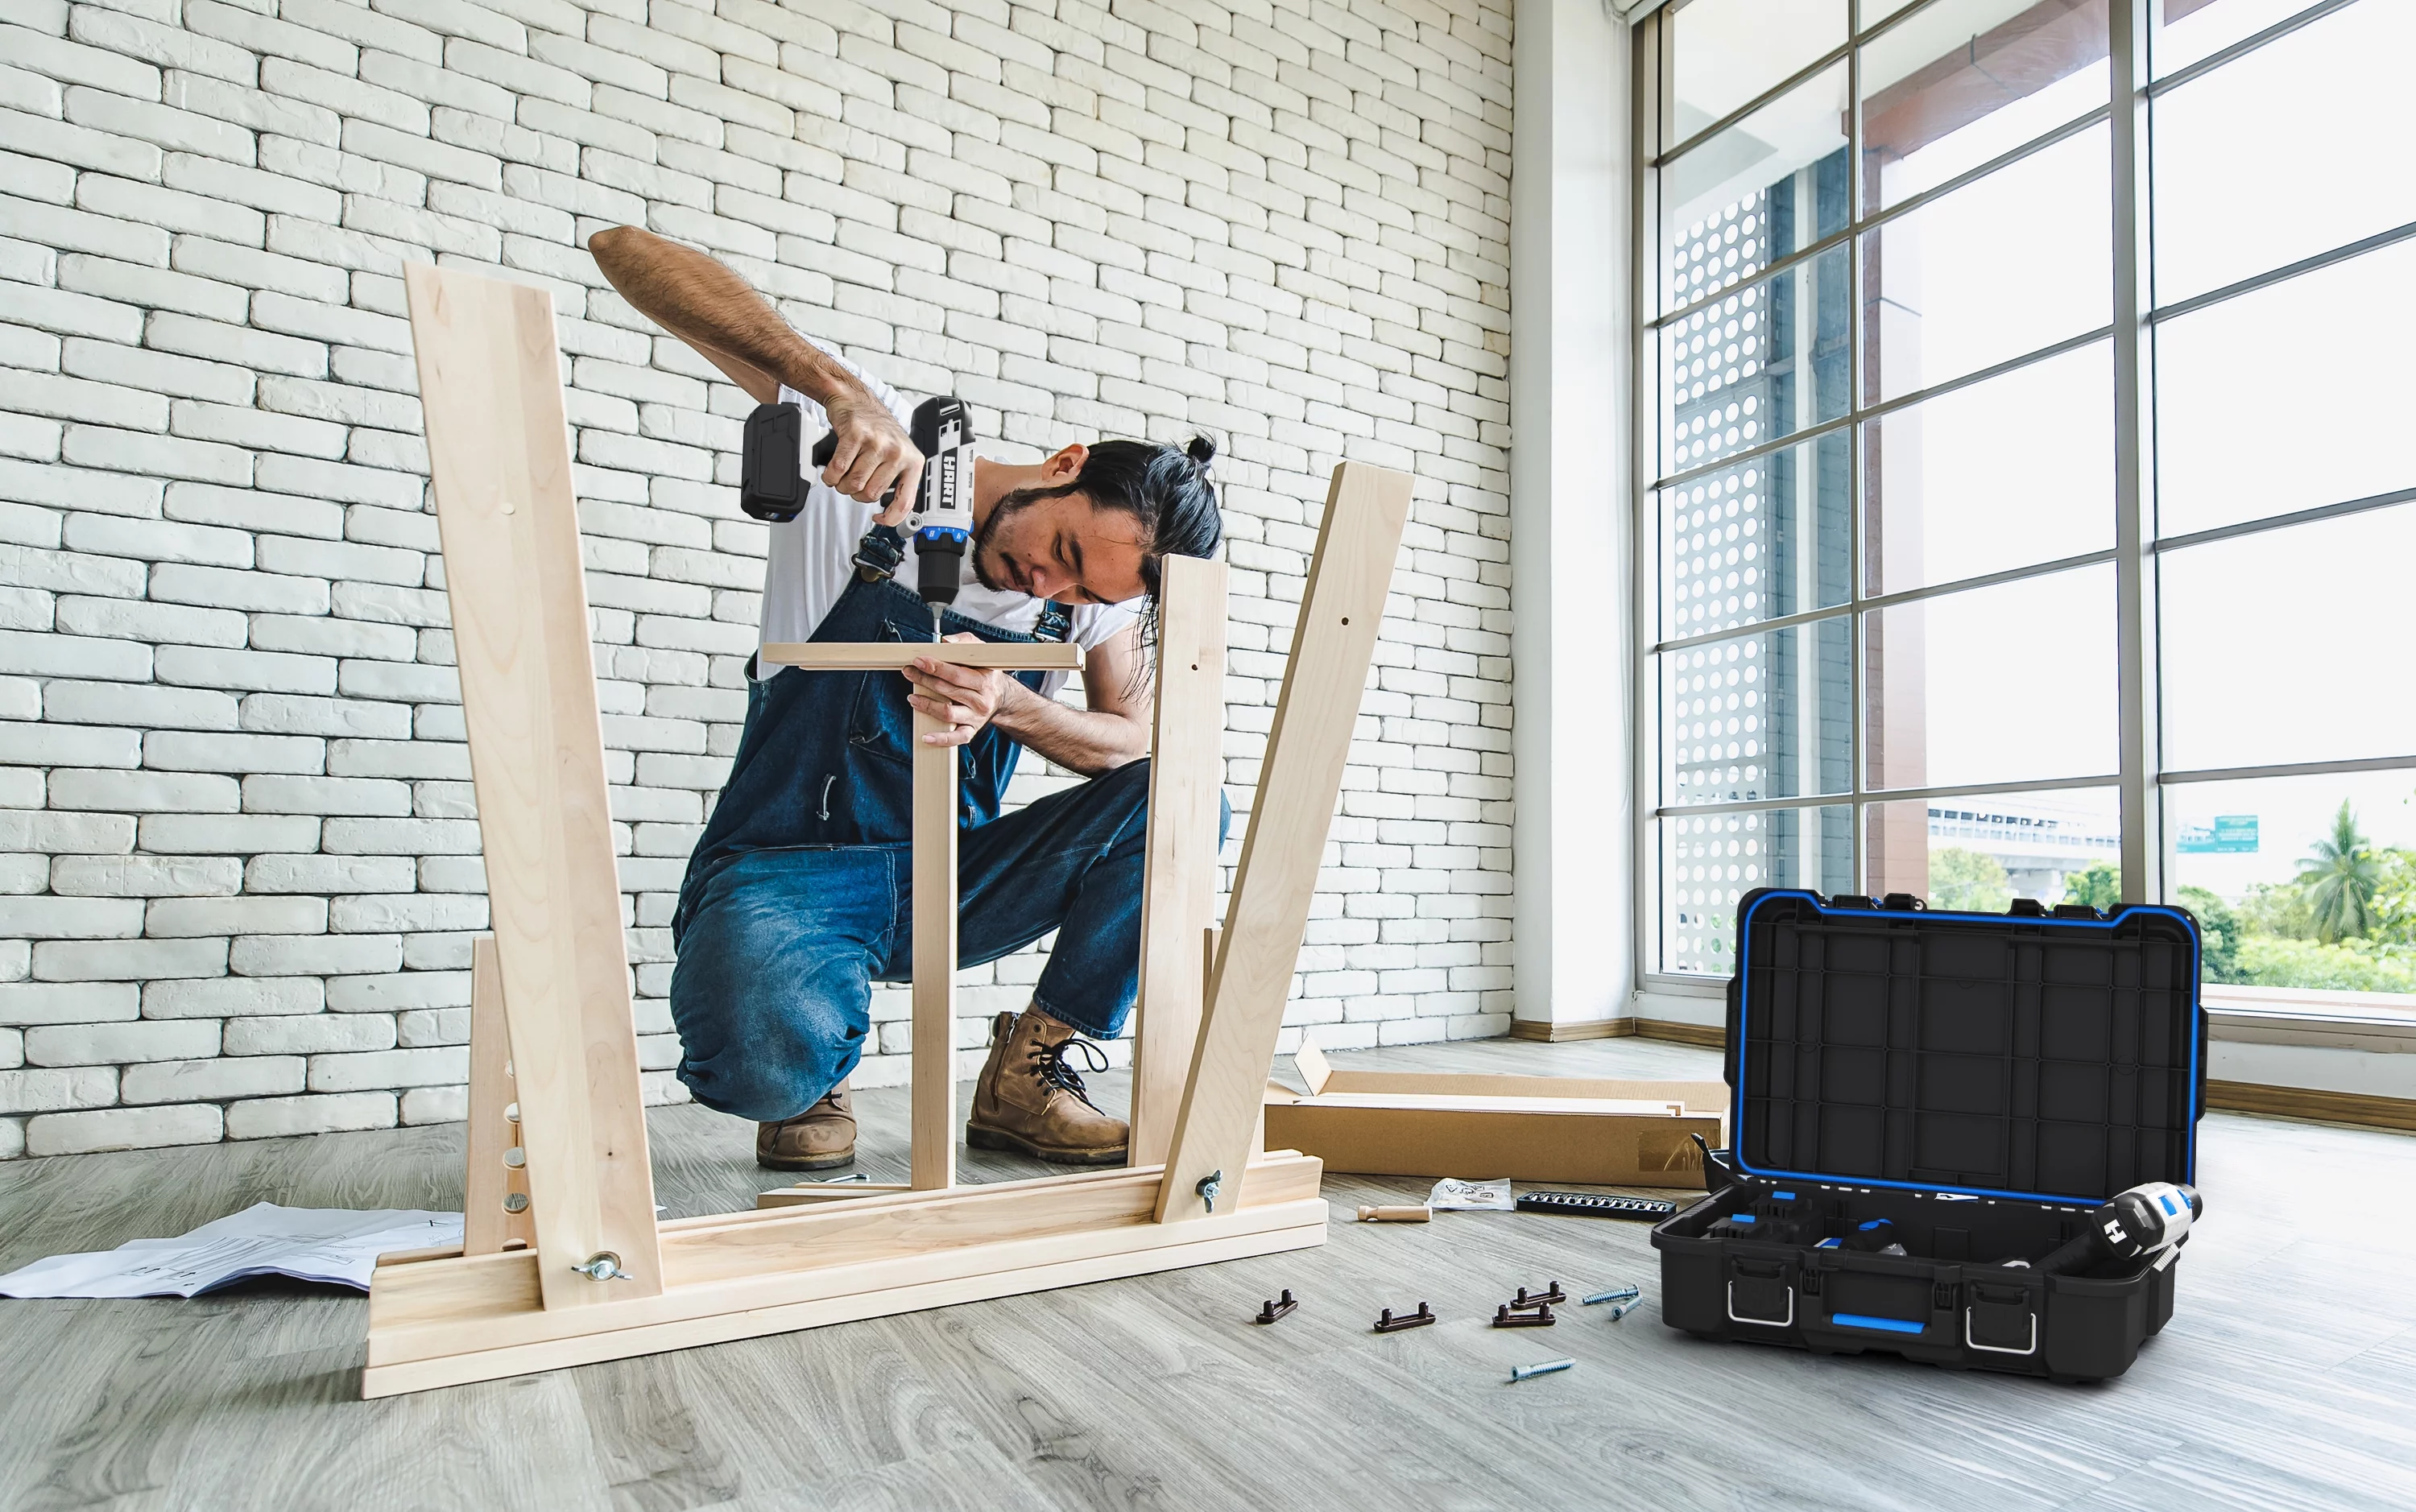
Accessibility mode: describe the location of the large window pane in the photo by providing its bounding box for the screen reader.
[2152,1,2416,306]
[1860,0,2111,211]
[1863,122,2112,403]
[2153,0,2328,79]
[1660,620,1853,808]
[1864,564,2118,791]
[2153,238,2416,539]
[1661,64,1849,316]
[1660,804,1854,976]
[2166,769,2416,1001]
[1671,0,1847,137]
[1657,248,1850,479]
[1865,787,2121,909]
[1864,339,2113,597]
[2160,503,2416,771]
[1661,434,1851,640]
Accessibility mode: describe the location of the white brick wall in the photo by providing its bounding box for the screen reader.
[0,0,1516,1156]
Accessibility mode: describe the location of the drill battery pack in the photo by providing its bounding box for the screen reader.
[1651,889,2207,1382]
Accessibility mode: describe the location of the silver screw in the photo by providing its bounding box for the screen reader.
[1509,1357,1575,1383]
[574,1251,631,1282]
[1582,1286,1640,1306]
[1196,1169,1224,1214]
[1607,1301,1636,1322]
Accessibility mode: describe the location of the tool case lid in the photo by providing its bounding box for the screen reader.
[1727,889,2205,1206]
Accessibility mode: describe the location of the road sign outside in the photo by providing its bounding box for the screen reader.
[2176,815,2257,853]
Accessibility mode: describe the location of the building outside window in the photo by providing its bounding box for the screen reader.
[1634,0,2416,1014]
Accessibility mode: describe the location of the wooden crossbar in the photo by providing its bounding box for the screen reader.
[376,263,1413,1397]
[758,642,1082,671]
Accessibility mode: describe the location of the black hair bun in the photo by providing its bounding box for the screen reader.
[1185,435,1216,471]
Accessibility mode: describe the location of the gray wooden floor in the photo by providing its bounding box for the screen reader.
[2,1035,2411,1512]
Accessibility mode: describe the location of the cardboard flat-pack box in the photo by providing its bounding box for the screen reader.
[1262,1038,1729,1188]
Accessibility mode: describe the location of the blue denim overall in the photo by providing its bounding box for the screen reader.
[667,535,1182,1123]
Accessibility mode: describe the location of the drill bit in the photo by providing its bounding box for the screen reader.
[932,603,943,641]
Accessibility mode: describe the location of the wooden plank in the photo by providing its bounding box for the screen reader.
[461,936,535,1254]
[1156,462,1413,1223]
[365,1155,1326,1365]
[362,1200,1327,1397]
[754,1181,917,1208]
[1127,554,1230,1167]
[759,642,1082,671]
[912,707,958,1192]
[403,264,663,1306]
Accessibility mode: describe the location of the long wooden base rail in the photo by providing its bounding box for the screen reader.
[365,1154,1326,1395]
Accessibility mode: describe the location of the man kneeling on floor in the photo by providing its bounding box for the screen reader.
[590,226,1223,1172]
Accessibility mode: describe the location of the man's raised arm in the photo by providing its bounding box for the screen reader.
[586,225,920,512]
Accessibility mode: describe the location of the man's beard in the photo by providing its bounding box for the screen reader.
[968,487,1046,593]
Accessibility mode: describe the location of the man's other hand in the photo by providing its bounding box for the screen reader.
[822,391,923,523]
[904,634,1011,747]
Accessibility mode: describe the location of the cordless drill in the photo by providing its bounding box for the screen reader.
[758,397,974,639]
[2012,1182,2202,1277]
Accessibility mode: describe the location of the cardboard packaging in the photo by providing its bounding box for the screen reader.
[1261,1036,1730,1188]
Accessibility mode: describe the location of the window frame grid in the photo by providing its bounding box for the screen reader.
[1632,0,2416,989]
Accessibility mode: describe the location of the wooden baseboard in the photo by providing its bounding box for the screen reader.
[1633,1019,1727,1049]
[2206,1080,2416,1133]
[1508,1018,1636,1043]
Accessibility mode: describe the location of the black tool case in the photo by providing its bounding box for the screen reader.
[1650,889,2206,1382]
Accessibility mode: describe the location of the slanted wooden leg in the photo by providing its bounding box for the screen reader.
[912,708,958,1191]
[463,936,536,1254]
[1129,555,1230,1166]
[404,264,663,1305]
[1157,462,1414,1222]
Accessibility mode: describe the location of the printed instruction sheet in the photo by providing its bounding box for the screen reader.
[0,1202,464,1298]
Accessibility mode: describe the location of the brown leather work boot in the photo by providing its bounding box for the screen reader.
[756,1082,855,1171]
[966,1009,1128,1165]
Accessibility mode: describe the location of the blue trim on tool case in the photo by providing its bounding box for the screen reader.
[1831,1313,1926,1335]
[1731,890,2204,1205]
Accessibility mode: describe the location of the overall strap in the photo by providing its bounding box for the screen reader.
[1032,600,1072,643]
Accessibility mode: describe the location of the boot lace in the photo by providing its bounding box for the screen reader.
[1028,1035,1111,1111]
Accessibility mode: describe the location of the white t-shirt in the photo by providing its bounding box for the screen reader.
[758,360,1139,700]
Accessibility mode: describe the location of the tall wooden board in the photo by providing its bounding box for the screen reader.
[404,265,663,1304]
[1156,463,1413,1221]
[1128,555,1230,1166]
